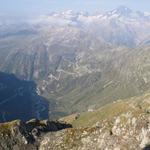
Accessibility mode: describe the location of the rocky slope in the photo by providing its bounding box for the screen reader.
[1,93,149,150]
[40,93,150,150]
[0,119,72,150]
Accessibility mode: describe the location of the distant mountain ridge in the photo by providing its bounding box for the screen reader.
[1,6,150,47]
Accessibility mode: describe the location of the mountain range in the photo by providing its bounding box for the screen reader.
[0,6,150,119]
[0,6,150,150]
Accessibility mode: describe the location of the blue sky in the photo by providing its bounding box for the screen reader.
[1,0,150,17]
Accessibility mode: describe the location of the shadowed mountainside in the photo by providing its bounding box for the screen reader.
[0,71,49,122]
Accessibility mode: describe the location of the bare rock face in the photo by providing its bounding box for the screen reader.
[39,114,150,150]
[0,120,30,150]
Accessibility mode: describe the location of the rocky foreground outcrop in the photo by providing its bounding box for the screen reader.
[0,93,150,150]
[40,111,150,150]
[0,119,72,150]
[40,94,150,150]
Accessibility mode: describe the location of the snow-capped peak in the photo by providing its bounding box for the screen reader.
[29,6,150,28]
[109,6,132,17]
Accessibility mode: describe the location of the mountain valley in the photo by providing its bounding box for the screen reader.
[0,6,149,122]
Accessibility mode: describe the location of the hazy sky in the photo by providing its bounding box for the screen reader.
[1,0,150,17]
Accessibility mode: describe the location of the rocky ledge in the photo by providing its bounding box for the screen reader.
[0,119,72,150]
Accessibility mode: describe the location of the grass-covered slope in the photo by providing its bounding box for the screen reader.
[44,46,150,117]
[72,93,150,127]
